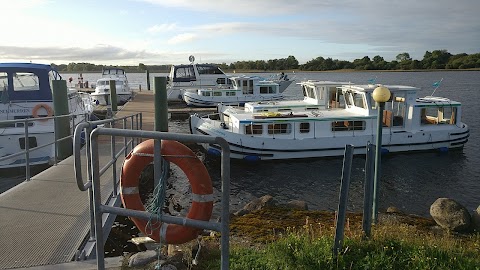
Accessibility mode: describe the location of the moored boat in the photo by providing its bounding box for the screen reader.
[189,80,469,160]
[183,75,286,107]
[90,67,132,105]
[0,63,92,168]
[166,56,293,102]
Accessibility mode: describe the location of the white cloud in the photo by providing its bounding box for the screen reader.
[147,23,178,33]
[167,33,197,44]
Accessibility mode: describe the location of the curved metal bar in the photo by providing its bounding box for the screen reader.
[74,122,92,191]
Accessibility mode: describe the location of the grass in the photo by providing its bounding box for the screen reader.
[191,207,480,270]
[122,207,480,269]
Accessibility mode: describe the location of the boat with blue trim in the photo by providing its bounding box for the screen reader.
[189,80,469,160]
[0,63,92,168]
[183,75,289,107]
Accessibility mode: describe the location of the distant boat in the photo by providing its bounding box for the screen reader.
[183,75,286,107]
[190,80,469,160]
[90,67,132,105]
[0,63,92,168]
[166,56,293,102]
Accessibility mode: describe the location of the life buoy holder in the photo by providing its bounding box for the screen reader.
[32,103,53,121]
[120,139,213,244]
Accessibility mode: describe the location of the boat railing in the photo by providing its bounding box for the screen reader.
[73,124,231,270]
[0,112,90,180]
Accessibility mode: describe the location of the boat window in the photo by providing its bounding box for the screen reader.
[216,78,231,85]
[0,72,8,92]
[268,123,291,134]
[260,86,276,94]
[213,91,222,96]
[226,91,236,96]
[300,122,310,133]
[344,92,353,107]
[12,72,39,91]
[197,65,225,75]
[19,137,38,149]
[303,85,316,99]
[353,93,366,108]
[174,66,196,81]
[385,93,406,127]
[421,106,457,125]
[331,121,366,131]
[241,80,254,94]
[201,91,211,96]
[245,124,263,135]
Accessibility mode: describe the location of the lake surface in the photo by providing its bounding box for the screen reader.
[2,70,479,217]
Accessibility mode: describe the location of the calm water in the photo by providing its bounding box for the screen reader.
[1,71,479,217]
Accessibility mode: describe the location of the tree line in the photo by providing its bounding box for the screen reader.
[52,50,480,73]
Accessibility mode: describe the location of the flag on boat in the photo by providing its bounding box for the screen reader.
[433,79,443,88]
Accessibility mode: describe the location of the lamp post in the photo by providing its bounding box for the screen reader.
[371,85,391,223]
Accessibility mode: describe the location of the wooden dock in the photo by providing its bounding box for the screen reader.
[0,91,215,269]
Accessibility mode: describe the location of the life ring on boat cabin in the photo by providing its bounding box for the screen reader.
[120,139,213,244]
[32,103,53,121]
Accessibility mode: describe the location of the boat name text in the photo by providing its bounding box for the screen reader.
[0,108,31,114]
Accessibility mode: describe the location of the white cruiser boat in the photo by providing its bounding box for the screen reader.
[167,56,293,101]
[91,67,132,105]
[0,63,92,168]
[183,75,286,107]
[190,80,469,160]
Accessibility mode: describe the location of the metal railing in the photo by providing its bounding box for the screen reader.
[73,122,231,270]
[0,112,90,180]
[73,112,142,260]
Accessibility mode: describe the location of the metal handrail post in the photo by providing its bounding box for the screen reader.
[130,116,134,151]
[24,119,31,181]
[53,116,58,165]
[362,143,375,238]
[90,129,105,270]
[111,129,118,197]
[123,118,127,156]
[220,137,231,270]
[333,144,354,257]
[135,113,139,145]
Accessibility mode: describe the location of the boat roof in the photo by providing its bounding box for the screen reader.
[232,106,373,124]
[0,62,54,71]
[341,84,420,92]
[415,96,461,106]
[299,80,353,86]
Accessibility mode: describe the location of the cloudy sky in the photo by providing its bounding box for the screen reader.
[0,0,478,65]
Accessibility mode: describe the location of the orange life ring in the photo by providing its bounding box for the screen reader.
[32,103,53,121]
[120,139,213,244]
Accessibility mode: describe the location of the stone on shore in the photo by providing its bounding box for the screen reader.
[430,198,471,232]
[472,205,480,232]
[234,195,276,216]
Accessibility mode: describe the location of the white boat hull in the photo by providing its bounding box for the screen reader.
[183,93,285,107]
[91,93,132,105]
[190,115,469,160]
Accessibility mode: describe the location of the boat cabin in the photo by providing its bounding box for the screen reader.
[0,63,57,104]
[102,67,127,78]
[191,76,280,99]
[168,64,231,87]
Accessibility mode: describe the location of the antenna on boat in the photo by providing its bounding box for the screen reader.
[430,78,443,96]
